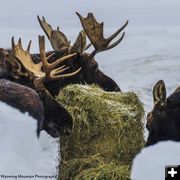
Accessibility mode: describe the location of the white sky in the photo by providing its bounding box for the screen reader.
[0,0,180,30]
[0,0,179,51]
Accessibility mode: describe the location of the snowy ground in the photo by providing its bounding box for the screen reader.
[131,141,180,180]
[0,0,180,179]
[0,101,58,179]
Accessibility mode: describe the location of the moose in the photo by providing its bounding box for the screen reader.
[146,80,180,146]
[36,12,128,95]
[0,12,128,137]
[0,38,77,138]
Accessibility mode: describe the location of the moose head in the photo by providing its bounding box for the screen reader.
[37,13,128,95]
[2,36,81,137]
[146,80,180,146]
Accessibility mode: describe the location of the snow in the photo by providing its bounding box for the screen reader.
[0,0,180,179]
[131,141,180,180]
[0,101,58,178]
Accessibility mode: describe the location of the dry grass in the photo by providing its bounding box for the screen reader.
[56,84,145,179]
[59,155,130,180]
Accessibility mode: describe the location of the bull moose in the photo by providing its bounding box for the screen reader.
[0,12,128,137]
[36,12,128,95]
[0,39,76,137]
[146,80,180,146]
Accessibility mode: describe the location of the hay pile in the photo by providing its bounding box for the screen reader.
[56,84,144,180]
[59,155,130,180]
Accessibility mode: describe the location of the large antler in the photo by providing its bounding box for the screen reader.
[37,16,70,52]
[12,36,81,83]
[37,16,88,55]
[76,12,128,58]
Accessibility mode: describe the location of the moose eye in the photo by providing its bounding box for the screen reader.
[155,110,162,117]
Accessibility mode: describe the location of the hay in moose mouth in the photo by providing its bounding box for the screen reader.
[56,84,145,179]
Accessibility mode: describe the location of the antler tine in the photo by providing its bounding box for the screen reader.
[47,52,55,59]
[12,37,31,53]
[12,37,22,51]
[52,65,67,75]
[18,38,22,46]
[37,15,52,40]
[26,40,32,52]
[11,37,43,79]
[76,12,128,58]
[104,32,125,51]
[38,35,50,77]
[12,36,15,50]
[38,35,81,81]
[50,67,82,81]
[107,20,128,43]
[50,53,77,70]
[52,66,69,76]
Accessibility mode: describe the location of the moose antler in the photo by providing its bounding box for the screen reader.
[76,12,128,58]
[71,30,87,54]
[37,13,128,58]
[37,16,88,54]
[37,16,70,52]
[12,36,81,84]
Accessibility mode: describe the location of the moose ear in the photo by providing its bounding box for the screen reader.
[71,30,86,54]
[153,80,166,105]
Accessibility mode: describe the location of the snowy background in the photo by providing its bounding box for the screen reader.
[0,0,180,179]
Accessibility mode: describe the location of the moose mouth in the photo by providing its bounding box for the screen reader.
[44,121,72,138]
